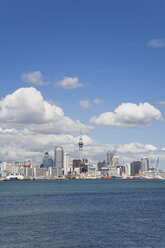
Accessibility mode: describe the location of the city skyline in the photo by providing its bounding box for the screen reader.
[1,143,163,180]
[1,0,165,168]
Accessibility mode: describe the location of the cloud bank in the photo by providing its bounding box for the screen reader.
[0,88,164,167]
[0,87,93,134]
[90,102,163,128]
[0,87,94,163]
[0,126,164,168]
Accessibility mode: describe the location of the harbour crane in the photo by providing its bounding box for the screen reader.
[156,157,159,172]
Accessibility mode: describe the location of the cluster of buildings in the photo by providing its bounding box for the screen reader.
[0,137,165,180]
[97,155,161,178]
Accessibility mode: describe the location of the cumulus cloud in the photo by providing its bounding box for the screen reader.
[117,143,157,154]
[55,76,84,89]
[90,102,163,128]
[0,87,93,134]
[80,100,91,109]
[0,88,165,167]
[21,71,44,85]
[93,98,104,104]
[148,39,165,48]
[0,87,94,164]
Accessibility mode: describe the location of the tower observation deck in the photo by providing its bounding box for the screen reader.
[78,136,84,161]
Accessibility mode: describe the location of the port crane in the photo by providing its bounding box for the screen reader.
[156,157,159,172]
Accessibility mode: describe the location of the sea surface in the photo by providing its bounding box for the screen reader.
[0,179,165,248]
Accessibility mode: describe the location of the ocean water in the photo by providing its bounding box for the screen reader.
[0,180,165,248]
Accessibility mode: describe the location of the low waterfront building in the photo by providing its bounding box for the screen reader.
[33,167,47,178]
[88,165,97,178]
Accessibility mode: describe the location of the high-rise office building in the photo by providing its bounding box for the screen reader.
[42,152,53,169]
[54,147,64,177]
[112,156,119,168]
[141,157,149,172]
[63,153,70,175]
[107,153,114,166]
[125,163,131,176]
[131,161,141,176]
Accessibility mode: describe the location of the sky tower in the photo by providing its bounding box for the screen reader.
[78,136,84,161]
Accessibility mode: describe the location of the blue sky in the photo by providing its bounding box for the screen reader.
[0,0,165,167]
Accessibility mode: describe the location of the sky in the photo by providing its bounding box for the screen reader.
[0,0,165,168]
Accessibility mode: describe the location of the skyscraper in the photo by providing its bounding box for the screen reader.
[54,147,64,177]
[112,156,119,168]
[42,152,53,169]
[131,161,141,176]
[63,153,70,176]
[125,163,131,177]
[107,153,114,166]
[141,157,149,172]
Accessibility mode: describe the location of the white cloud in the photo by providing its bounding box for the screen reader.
[55,76,84,89]
[21,71,44,85]
[80,98,103,109]
[112,143,165,168]
[0,128,98,164]
[117,143,157,154]
[93,98,104,104]
[0,126,114,164]
[0,87,93,134]
[80,100,91,109]
[90,102,163,128]
[0,126,165,169]
[0,89,165,168]
[148,39,165,48]
[0,87,94,164]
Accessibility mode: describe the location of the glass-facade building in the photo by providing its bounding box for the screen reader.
[54,147,64,177]
[43,156,53,169]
